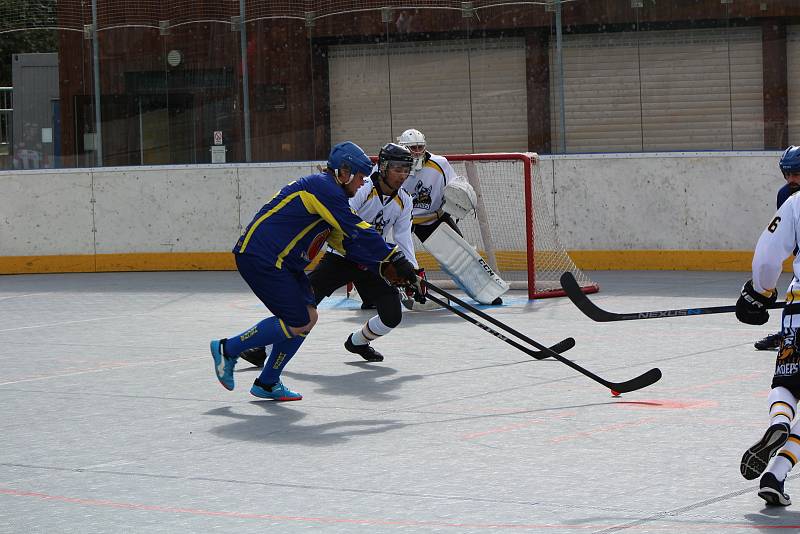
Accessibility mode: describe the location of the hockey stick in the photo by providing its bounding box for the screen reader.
[424,281,662,393]
[560,272,786,322]
[424,292,574,360]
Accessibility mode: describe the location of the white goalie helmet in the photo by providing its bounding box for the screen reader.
[397,128,427,171]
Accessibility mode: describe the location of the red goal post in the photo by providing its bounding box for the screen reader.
[413,152,598,300]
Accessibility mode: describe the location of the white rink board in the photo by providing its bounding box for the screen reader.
[92,167,240,254]
[237,163,319,225]
[545,152,780,250]
[0,169,94,256]
[0,152,785,258]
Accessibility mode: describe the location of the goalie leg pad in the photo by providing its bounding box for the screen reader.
[422,223,509,304]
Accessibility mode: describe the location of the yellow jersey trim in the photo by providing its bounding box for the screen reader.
[238,191,304,253]
[276,218,324,268]
[278,319,292,338]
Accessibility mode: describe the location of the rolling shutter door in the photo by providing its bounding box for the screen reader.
[788,26,800,143]
[550,28,764,152]
[329,39,527,155]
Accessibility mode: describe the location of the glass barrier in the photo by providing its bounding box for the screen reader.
[0,0,798,169]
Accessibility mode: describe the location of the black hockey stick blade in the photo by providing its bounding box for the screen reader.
[560,272,786,322]
[425,282,662,394]
[424,292,574,360]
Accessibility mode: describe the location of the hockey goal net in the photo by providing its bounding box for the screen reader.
[415,152,598,300]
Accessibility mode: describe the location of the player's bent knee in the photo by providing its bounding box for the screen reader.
[288,306,318,336]
[376,296,402,328]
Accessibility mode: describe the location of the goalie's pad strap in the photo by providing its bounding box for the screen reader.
[422,223,509,304]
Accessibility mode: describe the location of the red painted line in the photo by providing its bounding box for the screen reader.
[550,417,660,444]
[662,372,761,393]
[1,487,799,530]
[615,399,718,410]
[461,412,576,440]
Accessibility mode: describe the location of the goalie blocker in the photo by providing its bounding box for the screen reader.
[422,222,509,304]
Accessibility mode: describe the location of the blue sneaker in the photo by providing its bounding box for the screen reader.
[250,379,302,401]
[210,339,237,391]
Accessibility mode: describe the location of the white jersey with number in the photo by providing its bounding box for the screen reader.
[753,192,800,295]
[401,152,457,226]
[330,175,417,268]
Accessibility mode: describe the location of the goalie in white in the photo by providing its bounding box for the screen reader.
[397,128,508,305]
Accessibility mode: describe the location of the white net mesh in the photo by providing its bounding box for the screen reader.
[417,153,597,298]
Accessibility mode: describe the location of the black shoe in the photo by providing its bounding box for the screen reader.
[759,472,791,506]
[239,347,267,368]
[755,333,782,351]
[741,422,791,480]
[360,302,377,310]
[491,297,503,305]
[345,334,383,362]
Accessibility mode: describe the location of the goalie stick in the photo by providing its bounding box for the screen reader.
[560,272,787,322]
[424,281,662,394]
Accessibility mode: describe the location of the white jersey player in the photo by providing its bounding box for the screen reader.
[347,174,416,269]
[397,128,509,305]
[737,145,800,507]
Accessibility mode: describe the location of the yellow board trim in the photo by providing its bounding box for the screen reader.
[0,250,793,275]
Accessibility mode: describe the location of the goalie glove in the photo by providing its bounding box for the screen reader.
[736,279,777,325]
[443,178,477,220]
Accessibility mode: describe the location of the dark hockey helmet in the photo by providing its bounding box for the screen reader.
[377,143,414,175]
[779,145,800,174]
[328,141,373,178]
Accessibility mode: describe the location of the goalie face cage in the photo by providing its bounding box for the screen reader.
[413,152,598,300]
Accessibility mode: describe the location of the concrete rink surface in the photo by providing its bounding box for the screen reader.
[1,269,798,533]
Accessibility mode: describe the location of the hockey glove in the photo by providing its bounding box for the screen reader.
[736,279,777,325]
[380,251,416,285]
[403,268,428,304]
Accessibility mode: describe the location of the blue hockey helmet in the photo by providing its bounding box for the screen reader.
[327,141,373,178]
[779,145,800,174]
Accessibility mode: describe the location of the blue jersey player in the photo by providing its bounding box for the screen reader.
[210,141,421,401]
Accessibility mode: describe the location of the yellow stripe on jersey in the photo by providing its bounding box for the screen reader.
[368,188,379,200]
[781,450,798,465]
[424,159,444,176]
[413,209,443,225]
[394,195,404,210]
[276,218,324,268]
[298,191,350,236]
[238,191,304,253]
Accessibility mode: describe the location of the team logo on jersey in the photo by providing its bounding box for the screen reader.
[371,210,390,236]
[780,333,796,361]
[304,228,332,262]
[413,181,433,210]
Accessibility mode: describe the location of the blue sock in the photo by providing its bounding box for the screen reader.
[257,334,306,385]
[224,316,292,357]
